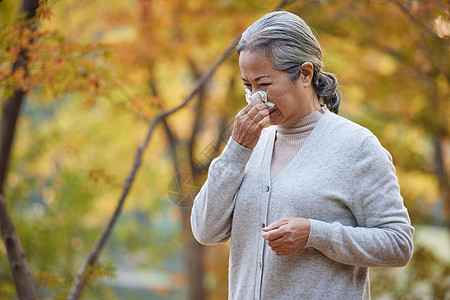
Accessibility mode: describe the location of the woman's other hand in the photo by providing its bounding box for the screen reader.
[231,98,270,149]
[262,218,310,256]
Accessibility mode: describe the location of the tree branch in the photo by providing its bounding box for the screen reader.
[149,76,181,186]
[187,59,207,175]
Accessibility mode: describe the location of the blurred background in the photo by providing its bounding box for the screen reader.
[0,0,449,299]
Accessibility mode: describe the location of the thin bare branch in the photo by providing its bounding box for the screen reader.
[149,77,180,178]
[187,59,207,175]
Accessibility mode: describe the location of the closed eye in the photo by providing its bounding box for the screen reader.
[243,83,271,91]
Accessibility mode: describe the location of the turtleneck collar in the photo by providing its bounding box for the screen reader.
[276,106,327,135]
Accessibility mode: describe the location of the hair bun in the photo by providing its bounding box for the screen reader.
[316,71,341,114]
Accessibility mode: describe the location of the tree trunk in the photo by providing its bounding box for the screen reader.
[0,90,24,194]
[434,132,450,228]
[0,0,39,299]
[0,0,39,192]
[0,195,38,300]
[182,209,205,300]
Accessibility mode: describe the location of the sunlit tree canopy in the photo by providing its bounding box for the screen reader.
[0,0,449,299]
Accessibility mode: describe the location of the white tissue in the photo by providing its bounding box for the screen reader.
[245,89,275,110]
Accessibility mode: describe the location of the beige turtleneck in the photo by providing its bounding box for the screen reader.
[270,107,326,180]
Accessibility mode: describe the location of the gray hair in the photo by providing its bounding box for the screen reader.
[237,11,341,113]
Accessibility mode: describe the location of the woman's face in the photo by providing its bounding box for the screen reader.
[239,50,319,125]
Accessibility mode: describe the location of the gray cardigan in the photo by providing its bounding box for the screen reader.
[191,109,414,300]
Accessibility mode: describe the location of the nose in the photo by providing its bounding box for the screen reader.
[250,87,267,95]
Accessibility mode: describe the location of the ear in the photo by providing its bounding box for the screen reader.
[299,62,314,87]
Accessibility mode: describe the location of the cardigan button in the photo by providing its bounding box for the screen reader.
[265,186,270,192]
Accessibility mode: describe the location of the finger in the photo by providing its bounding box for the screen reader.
[273,250,290,256]
[262,219,289,232]
[233,105,266,132]
[248,96,265,105]
[236,104,253,118]
[257,115,270,130]
[271,247,290,256]
[239,98,265,114]
[237,112,268,136]
[237,96,265,113]
[252,102,269,110]
[245,107,260,121]
[267,238,286,248]
[235,105,266,126]
[262,227,285,241]
[248,103,269,118]
[250,110,269,127]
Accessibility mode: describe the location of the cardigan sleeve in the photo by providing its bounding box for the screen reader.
[306,136,415,267]
[191,138,253,245]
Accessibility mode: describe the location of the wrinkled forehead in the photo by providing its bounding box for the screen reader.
[239,50,273,75]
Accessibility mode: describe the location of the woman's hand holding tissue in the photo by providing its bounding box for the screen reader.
[231,91,271,149]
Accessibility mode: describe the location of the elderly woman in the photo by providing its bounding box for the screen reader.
[191,11,414,299]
